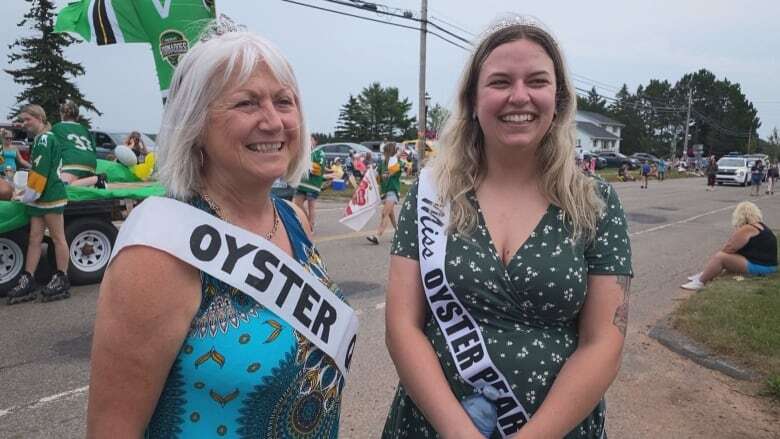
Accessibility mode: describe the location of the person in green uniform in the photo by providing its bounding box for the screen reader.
[52,100,105,188]
[293,136,324,229]
[367,142,402,245]
[383,17,632,438]
[7,104,71,305]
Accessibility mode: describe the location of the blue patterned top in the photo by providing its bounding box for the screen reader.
[145,196,346,438]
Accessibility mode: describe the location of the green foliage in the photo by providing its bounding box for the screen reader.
[5,0,100,125]
[577,87,609,113]
[767,375,780,401]
[334,82,414,142]
[426,102,449,137]
[605,70,759,158]
[311,132,336,145]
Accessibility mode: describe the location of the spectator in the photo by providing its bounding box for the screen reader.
[705,155,718,191]
[657,158,666,181]
[750,160,764,196]
[123,131,148,162]
[766,161,778,195]
[618,162,635,182]
[640,160,651,189]
[682,201,777,290]
[0,128,32,171]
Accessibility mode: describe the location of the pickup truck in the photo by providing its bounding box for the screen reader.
[715,157,750,186]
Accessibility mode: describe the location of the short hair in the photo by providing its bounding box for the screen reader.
[732,201,763,227]
[59,100,80,121]
[157,29,310,200]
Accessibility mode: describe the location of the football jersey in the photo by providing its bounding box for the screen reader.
[52,121,97,175]
[27,132,68,210]
[297,148,326,194]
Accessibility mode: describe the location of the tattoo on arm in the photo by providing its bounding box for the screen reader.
[612,275,631,337]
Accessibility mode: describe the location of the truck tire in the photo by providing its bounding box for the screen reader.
[0,228,27,295]
[63,217,118,285]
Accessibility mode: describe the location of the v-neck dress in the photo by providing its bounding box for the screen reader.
[382,180,632,439]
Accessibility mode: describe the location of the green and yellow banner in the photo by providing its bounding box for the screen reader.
[55,0,216,98]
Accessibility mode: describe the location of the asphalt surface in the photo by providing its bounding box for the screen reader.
[1,177,779,438]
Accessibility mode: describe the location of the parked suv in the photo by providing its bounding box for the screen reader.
[715,156,750,186]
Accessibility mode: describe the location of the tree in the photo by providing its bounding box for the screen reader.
[5,0,100,125]
[577,87,608,113]
[766,127,780,161]
[426,103,449,138]
[334,83,414,142]
[608,84,650,156]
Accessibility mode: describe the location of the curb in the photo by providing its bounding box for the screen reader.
[649,317,761,381]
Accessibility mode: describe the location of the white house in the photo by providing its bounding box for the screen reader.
[575,111,624,153]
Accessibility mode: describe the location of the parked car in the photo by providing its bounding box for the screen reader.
[597,151,639,169]
[91,130,158,160]
[715,156,751,186]
[314,142,381,167]
[629,152,661,164]
[583,153,608,169]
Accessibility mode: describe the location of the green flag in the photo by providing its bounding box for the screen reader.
[55,0,216,98]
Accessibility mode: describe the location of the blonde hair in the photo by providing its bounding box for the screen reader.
[20,104,51,132]
[430,21,603,240]
[732,201,763,227]
[158,29,310,200]
[59,100,80,121]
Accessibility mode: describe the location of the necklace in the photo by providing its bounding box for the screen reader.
[201,192,279,241]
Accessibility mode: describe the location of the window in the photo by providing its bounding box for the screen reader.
[93,132,114,147]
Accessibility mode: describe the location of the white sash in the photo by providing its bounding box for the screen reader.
[110,197,359,377]
[416,169,529,437]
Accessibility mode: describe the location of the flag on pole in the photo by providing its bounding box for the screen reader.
[339,168,382,231]
[54,0,216,99]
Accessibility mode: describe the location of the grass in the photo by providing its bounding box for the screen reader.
[672,242,780,402]
[318,180,412,201]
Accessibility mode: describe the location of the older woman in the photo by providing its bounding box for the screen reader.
[682,201,777,290]
[383,17,632,439]
[87,24,355,438]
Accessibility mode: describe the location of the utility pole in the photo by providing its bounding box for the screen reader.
[682,88,693,158]
[416,0,428,171]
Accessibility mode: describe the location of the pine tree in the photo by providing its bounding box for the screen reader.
[5,0,100,125]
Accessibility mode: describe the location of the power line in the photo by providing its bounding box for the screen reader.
[280,0,470,50]
[429,15,476,38]
[317,0,473,45]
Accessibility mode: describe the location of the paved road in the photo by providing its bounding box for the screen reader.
[1,178,779,438]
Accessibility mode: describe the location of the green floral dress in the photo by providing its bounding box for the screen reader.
[382,180,632,439]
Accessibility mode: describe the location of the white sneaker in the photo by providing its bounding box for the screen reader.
[681,279,704,290]
[687,272,702,281]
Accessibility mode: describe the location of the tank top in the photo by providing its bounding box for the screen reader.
[738,223,778,266]
[2,149,16,171]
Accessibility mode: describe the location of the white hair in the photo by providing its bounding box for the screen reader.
[157,30,310,200]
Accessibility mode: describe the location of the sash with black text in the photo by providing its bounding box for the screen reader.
[110,197,358,377]
[416,169,529,437]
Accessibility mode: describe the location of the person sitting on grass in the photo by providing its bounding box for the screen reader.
[682,201,777,290]
[618,162,635,182]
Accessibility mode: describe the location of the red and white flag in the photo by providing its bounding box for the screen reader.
[339,168,381,231]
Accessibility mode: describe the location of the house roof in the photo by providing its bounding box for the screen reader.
[577,110,625,127]
[576,121,620,140]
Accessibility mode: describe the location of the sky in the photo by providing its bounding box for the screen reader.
[1,0,779,142]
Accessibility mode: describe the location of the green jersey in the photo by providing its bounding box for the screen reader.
[27,132,68,211]
[54,0,216,96]
[52,121,97,175]
[379,156,403,195]
[297,148,326,194]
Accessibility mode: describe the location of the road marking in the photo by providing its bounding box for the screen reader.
[314,230,373,243]
[0,385,89,418]
[629,205,736,237]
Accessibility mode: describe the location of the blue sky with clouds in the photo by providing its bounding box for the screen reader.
[1,0,778,141]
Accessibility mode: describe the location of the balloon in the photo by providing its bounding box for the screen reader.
[115,145,137,167]
[131,152,155,181]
